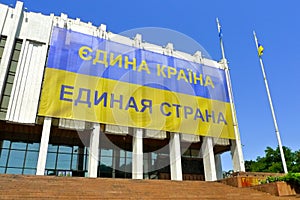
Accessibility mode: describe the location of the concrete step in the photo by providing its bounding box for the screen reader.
[0,174,298,200]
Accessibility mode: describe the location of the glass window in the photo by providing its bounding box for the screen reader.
[119,158,125,168]
[27,143,39,151]
[126,151,132,158]
[0,38,6,47]
[6,74,14,84]
[126,158,132,165]
[183,149,191,157]
[12,50,20,61]
[120,150,125,157]
[45,152,57,169]
[0,39,21,119]
[56,153,71,170]
[0,167,5,173]
[11,142,27,150]
[1,95,10,109]
[48,144,58,153]
[23,169,36,175]
[151,152,157,160]
[58,146,72,153]
[100,157,112,167]
[46,170,56,176]
[0,47,4,57]
[101,149,113,157]
[2,140,11,148]
[6,168,22,174]
[191,149,200,158]
[7,150,25,168]
[0,111,6,119]
[71,154,78,170]
[24,151,38,168]
[73,146,79,153]
[0,137,40,175]
[0,149,9,167]
[15,41,22,50]
[84,154,89,170]
[9,61,18,73]
[0,37,6,61]
[3,83,12,96]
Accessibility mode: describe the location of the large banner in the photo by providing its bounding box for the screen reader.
[38,27,235,139]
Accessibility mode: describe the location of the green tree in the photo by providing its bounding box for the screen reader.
[245,146,300,173]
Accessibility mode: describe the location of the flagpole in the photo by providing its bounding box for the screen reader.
[216,18,245,172]
[253,31,288,174]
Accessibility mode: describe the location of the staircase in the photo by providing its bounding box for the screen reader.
[0,174,298,199]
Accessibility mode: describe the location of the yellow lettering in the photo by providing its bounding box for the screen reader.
[78,46,92,61]
[193,73,203,85]
[177,69,188,82]
[156,64,167,77]
[124,56,136,70]
[188,69,193,83]
[167,66,177,78]
[138,60,150,74]
[204,76,215,88]
[93,50,108,67]
[109,53,122,68]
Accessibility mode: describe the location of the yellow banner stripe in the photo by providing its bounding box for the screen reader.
[38,68,235,139]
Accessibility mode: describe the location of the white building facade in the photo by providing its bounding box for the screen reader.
[0,1,244,181]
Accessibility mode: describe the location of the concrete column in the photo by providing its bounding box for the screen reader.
[112,148,120,178]
[169,132,182,181]
[143,153,149,179]
[132,128,143,179]
[36,117,52,175]
[77,147,84,171]
[215,154,223,180]
[230,139,245,172]
[202,137,217,181]
[88,123,100,178]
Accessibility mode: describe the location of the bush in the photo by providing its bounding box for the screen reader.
[281,173,300,187]
[264,173,300,187]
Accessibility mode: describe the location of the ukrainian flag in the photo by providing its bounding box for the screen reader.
[258,43,264,57]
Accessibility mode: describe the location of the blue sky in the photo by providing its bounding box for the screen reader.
[3,0,300,171]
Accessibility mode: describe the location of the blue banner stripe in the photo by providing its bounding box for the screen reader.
[46,27,230,102]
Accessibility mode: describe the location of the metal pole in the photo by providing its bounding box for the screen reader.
[216,18,245,172]
[253,31,288,173]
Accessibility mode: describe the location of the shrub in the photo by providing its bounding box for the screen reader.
[264,173,300,187]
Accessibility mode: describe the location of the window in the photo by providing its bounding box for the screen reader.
[0,140,40,175]
[0,39,22,120]
[45,144,88,176]
[98,148,133,179]
[0,36,7,61]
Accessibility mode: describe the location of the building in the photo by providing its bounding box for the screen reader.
[0,1,244,181]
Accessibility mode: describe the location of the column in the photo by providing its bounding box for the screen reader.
[36,117,52,175]
[169,132,182,181]
[77,147,84,172]
[215,154,223,180]
[88,123,100,178]
[231,140,245,172]
[132,128,143,179]
[201,137,217,181]
[112,148,120,178]
[143,153,149,179]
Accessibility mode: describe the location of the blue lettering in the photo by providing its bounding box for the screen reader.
[60,85,74,102]
[160,102,171,116]
[140,99,152,113]
[110,94,123,109]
